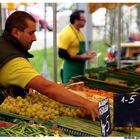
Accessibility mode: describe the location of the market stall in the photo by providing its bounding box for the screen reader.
[0,62,140,136]
[0,3,140,137]
[1,74,140,137]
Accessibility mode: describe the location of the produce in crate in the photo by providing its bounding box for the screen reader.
[0,91,89,121]
[0,121,68,137]
[66,82,114,123]
[66,82,115,100]
[66,82,140,133]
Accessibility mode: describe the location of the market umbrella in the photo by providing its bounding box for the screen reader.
[89,3,136,13]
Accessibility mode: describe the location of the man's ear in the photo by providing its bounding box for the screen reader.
[11,27,20,38]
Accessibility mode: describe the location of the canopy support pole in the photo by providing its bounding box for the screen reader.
[52,3,57,82]
[117,4,121,68]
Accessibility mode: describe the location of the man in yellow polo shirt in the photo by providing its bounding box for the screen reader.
[58,10,96,84]
[0,11,98,120]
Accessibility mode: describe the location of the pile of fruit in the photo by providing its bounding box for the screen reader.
[0,91,88,121]
[66,82,115,104]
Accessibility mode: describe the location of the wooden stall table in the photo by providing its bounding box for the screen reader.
[120,59,140,67]
[121,42,140,57]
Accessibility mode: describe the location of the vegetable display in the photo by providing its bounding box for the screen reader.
[0,121,67,137]
[0,91,88,121]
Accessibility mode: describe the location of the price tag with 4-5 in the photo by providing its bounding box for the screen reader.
[98,98,112,136]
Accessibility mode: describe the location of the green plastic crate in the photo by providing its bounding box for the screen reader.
[0,111,44,124]
[50,116,135,137]
[0,112,139,137]
[71,76,136,94]
[104,69,140,87]
[122,64,140,72]
[85,67,140,89]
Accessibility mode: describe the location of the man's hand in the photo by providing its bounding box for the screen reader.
[79,51,96,60]
[84,101,99,121]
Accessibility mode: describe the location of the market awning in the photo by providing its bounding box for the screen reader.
[89,3,136,13]
[3,3,34,11]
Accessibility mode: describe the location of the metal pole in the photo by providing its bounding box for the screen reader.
[52,3,57,82]
[0,3,2,34]
[41,3,51,80]
[44,3,47,60]
[117,4,121,68]
[0,3,5,32]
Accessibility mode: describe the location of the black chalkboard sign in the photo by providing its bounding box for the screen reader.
[114,93,140,127]
[99,98,112,136]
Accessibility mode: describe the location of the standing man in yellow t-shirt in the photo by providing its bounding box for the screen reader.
[58,10,96,84]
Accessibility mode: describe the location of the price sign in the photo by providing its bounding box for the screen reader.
[99,98,112,136]
[114,93,140,127]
